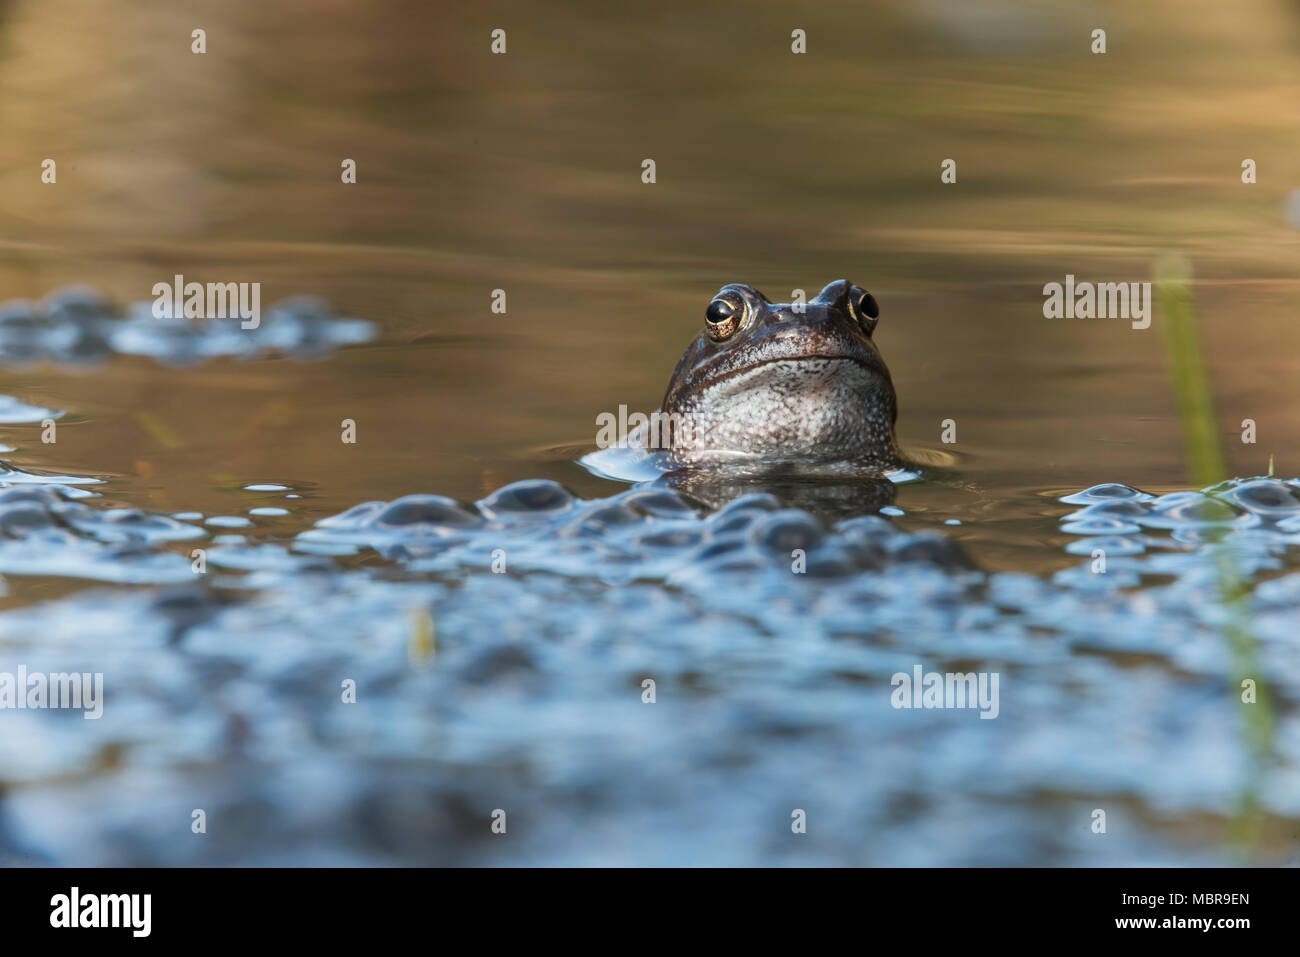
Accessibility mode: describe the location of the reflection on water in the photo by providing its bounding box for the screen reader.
[0,0,1299,864]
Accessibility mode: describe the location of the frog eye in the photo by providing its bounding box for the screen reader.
[857,292,879,320]
[850,289,879,334]
[705,293,745,341]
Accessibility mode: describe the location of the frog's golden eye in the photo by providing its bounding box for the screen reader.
[705,294,745,341]
[857,292,879,320]
[849,289,880,334]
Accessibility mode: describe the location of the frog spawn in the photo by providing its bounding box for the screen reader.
[1056,477,1300,588]
[297,479,973,587]
[0,287,375,367]
[0,485,205,583]
[2,475,1300,864]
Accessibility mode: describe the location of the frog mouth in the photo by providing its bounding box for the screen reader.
[700,354,881,394]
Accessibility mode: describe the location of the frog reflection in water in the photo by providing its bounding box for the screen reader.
[651,279,903,515]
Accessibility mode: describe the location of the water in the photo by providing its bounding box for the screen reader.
[1,0,1299,865]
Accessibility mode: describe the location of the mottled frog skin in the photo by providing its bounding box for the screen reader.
[658,279,900,471]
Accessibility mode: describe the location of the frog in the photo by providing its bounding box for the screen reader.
[655,279,901,473]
